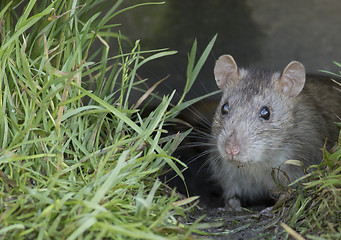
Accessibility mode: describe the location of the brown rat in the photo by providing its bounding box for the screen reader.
[210,54,341,210]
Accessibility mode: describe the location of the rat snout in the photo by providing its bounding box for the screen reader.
[226,144,240,155]
[225,133,241,156]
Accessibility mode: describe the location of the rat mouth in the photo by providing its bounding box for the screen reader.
[230,159,249,168]
[221,154,251,168]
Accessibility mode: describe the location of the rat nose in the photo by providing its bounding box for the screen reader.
[225,133,241,156]
[226,144,240,155]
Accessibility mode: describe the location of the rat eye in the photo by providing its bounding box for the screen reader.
[221,103,230,115]
[259,106,270,120]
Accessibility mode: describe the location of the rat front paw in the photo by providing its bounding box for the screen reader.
[225,196,242,211]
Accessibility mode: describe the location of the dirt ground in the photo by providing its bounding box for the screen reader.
[189,205,286,239]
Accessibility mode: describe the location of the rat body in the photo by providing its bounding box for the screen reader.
[210,55,341,210]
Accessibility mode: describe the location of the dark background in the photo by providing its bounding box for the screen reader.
[114,0,341,103]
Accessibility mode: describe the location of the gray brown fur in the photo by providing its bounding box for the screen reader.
[210,55,341,210]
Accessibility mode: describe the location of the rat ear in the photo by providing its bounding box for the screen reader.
[214,55,240,89]
[277,61,305,97]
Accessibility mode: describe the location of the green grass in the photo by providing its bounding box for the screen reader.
[0,1,217,239]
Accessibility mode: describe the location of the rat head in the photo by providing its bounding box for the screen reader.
[212,55,306,167]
